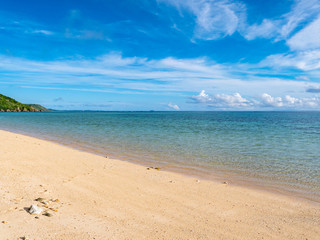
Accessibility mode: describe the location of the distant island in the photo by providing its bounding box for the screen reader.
[0,94,49,112]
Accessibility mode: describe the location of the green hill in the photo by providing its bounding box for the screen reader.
[0,94,49,112]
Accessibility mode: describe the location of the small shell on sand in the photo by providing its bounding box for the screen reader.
[28,205,43,215]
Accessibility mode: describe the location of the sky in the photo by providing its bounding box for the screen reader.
[0,0,320,111]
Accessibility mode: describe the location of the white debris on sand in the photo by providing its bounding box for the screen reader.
[28,205,43,215]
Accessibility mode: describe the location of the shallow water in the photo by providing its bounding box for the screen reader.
[1,111,319,200]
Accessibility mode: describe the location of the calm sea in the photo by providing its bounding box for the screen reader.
[1,111,319,201]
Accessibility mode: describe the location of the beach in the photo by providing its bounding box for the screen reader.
[0,129,319,239]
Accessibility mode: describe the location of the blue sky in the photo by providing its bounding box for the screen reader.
[1,0,320,110]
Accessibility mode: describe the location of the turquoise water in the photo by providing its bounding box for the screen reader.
[0,111,319,200]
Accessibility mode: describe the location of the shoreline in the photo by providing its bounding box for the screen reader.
[1,127,319,204]
[0,129,320,239]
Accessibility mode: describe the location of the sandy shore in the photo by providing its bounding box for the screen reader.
[0,130,319,239]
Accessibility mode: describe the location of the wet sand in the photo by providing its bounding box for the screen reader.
[0,130,319,239]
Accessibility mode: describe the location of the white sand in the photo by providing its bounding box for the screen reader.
[0,130,319,239]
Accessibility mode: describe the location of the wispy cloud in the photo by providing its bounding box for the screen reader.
[261,50,320,71]
[296,76,310,81]
[287,14,320,51]
[158,0,246,40]
[243,19,278,40]
[0,12,55,37]
[0,53,319,96]
[32,30,54,35]
[159,0,320,44]
[279,0,320,39]
[243,0,320,41]
[168,102,180,110]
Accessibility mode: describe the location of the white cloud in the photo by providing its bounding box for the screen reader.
[32,30,54,35]
[244,19,278,40]
[280,0,320,39]
[156,57,225,76]
[296,76,310,81]
[1,53,319,103]
[158,0,246,40]
[260,93,285,107]
[191,90,253,108]
[0,53,233,89]
[287,14,320,50]
[159,0,320,43]
[190,91,320,109]
[0,13,56,37]
[260,50,320,71]
[191,90,212,103]
[168,102,180,110]
[244,0,320,41]
[259,93,319,108]
[236,0,320,43]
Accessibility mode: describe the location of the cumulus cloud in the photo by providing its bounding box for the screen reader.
[256,93,319,108]
[191,90,253,108]
[260,93,284,107]
[191,91,320,109]
[168,102,180,110]
[158,0,246,40]
[191,90,212,103]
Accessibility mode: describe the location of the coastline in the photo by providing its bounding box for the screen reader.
[0,129,319,239]
[1,126,319,204]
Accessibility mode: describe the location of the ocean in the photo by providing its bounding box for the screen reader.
[1,111,319,201]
